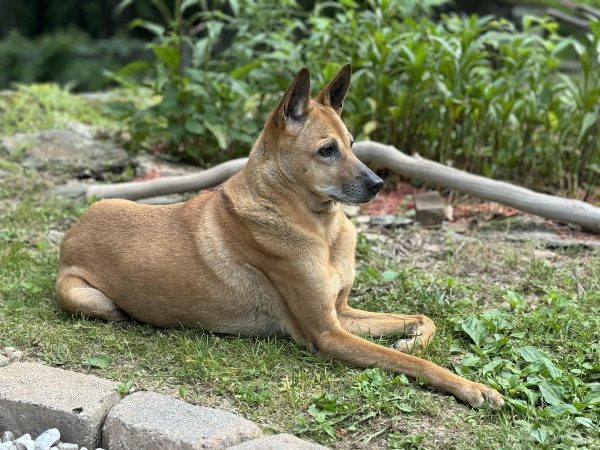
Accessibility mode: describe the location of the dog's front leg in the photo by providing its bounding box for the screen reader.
[310,324,504,407]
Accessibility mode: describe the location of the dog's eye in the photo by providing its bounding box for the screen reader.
[318,144,338,158]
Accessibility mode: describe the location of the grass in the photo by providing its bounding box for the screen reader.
[0,157,599,449]
[0,85,599,449]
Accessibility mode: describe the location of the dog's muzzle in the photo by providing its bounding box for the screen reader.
[324,165,383,204]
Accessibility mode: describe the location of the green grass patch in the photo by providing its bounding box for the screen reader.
[0,165,598,449]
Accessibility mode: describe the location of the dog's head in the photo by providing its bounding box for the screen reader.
[259,64,383,205]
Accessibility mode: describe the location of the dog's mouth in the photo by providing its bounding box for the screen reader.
[322,186,382,205]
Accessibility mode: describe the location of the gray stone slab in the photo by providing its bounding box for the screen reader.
[0,362,120,449]
[226,433,330,450]
[102,391,262,450]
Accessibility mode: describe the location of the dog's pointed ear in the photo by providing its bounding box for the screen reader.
[274,68,311,126]
[315,63,352,115]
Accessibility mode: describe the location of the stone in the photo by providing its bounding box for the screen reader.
[2,431,14,443]
[3,347,17,354]
[56,444,78,450]
[414,191,446,227]
[2,129,129,176]
[102,391,262,450]
[226,433,329,450]
[47,230,65,245]
[0,443,16,450]
[369,215,396,226]
[0,355,9,368]
[34,429,60,450]
[15,434,34,450]
[369,215,414,228]
[7,351,22,363]
[0,362,121,449]
[342,205,361,218]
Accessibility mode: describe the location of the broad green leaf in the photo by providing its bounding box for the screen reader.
[83,354,112,369]
[461,314,487,346]
[529,426,551,444]
[153,46,180,72]
[128,18,165,37]
[539,381,564,406]
[461,354,481,367]
[575,417,597,429]
[583,391,600,405]
[506,397,529,412]
[578,111,597,143]
[204,121,229,149]
[230,60,262,79]
[547,403,578,416]
[363,120,377,136]
[520,346,549,363]
[542,358,562,379]
[185,118,204,135]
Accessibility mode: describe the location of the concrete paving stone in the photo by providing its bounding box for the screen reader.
[0,363,121,449]
[226,433,330,450]
[102,391,263,450]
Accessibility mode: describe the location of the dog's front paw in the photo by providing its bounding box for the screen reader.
[458,381,504,408]
[391,320,434,353]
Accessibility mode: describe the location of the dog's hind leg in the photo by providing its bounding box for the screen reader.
[337,306,435,353]
[55,274,128,321]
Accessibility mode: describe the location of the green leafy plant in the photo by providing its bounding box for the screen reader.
[111,0,599,190]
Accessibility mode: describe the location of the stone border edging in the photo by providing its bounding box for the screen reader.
[0,360,328,450]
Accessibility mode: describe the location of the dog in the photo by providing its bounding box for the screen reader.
[56,64,503,407]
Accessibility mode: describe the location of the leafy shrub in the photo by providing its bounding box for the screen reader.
[0,29,148,91]
[111,0,599,193]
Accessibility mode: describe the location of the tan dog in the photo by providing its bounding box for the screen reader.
[56,65,503,407]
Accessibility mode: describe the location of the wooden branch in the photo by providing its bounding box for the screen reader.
[353,141,600,233]
[560,0,600,20]
[86,157,248,200]
[85,141,600,233]
[546,7,590,30]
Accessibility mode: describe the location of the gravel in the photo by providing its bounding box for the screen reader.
[0,430,104,450]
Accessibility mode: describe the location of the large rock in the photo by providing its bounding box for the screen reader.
[0,362,121,449]
[102,391,262,450]
[2,128,128,177]
[226,433,329,450]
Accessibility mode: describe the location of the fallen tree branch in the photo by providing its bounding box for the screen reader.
[546,7,590,30]
[560,0,600,20]
[87,158,248,200]
[85,141,600,233]
[353,141,600,233]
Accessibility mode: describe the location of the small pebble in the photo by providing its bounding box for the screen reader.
[2,431,14,442]
[3,347,16,354]
[34,429,59,450]
[0,355,9,367]
[15,434,34,450]
[8,351,23,362]
[57,444,78,450]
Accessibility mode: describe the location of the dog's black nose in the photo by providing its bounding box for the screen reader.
[367,176,384,194]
